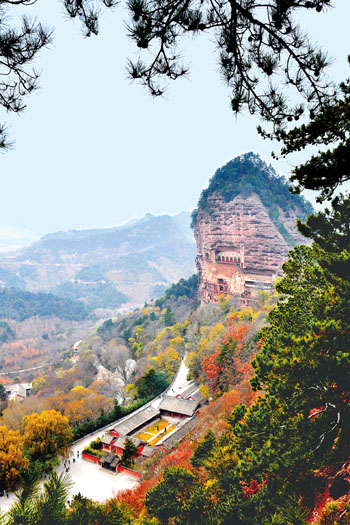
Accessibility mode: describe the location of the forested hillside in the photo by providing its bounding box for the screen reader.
[120,197,350,524]
[0,267,25,290]
[0,288,89,322]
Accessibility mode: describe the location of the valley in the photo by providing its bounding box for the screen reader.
[0,212,196,313]
[0,153,348,524]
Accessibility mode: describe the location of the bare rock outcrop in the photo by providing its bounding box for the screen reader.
[193,153,313,303]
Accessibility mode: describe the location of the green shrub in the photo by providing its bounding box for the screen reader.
[83,447,104,458]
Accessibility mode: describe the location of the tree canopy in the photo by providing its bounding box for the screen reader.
[66,0,334,125]
[263,74,350,201]
[121,437,139,467]
[0,0,337,150]
[22,409,72,461]
[0,1,52,149]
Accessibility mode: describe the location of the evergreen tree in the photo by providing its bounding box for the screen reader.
[0,383,6,402]
[190,430,217,469]
[216,195,350,521]
[6,472,72,525]
[135,368,168,399]
[69,1,332,127]
[121,438,139,467]
[163,308,175,327]
[263,72,350,201]
[145,466,207,524]
[0,2,336,150]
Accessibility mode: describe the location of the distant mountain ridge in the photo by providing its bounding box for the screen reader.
[0,227,39,254]
[0,212,196,312]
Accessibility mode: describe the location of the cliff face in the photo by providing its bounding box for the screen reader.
[193,153,312,303]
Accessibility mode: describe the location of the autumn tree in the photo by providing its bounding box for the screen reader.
[22,409,72,462]
[0,425,28,492]
[1,397,48,431]
[149,338,182,380]
[47,385,114,428]
[202,326,247,395]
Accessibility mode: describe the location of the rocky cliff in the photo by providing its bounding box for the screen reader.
[193,153,313,303]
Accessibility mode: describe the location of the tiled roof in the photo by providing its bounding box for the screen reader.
[112,405,159,436]
[101,452,117,464]
[110,456,120,468]
[101,434,115,445]
[176,383,198,399]
[186,390,203,403]
[176,384,203,404]
[115,436,145,450]
[141,445,156,458]
[159,395,198,416]
[161,417,197,451]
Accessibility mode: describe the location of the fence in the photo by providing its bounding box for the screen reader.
[81,452,100,463]
[117,465,143,478]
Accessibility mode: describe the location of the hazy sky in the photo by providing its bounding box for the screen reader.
[1,1,349,237]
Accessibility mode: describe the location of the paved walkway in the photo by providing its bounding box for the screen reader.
[167,356,193,397]
[0,448,139,512]
[0,355,192,512]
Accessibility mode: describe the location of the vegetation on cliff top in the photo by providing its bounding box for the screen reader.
[191,152,313,246]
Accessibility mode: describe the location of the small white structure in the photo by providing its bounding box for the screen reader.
[5,382,32,402]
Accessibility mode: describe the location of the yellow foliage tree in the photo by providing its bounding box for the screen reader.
[199,384,211,400]
[0,425,28,491]
[150,344,181,379]
[47,386,114,428]
[1,397,47,431]
[22,409,72,460]
[32,376,48,394]
[204,443,239,480]
[129,325,146,359]
[197,324,225,359]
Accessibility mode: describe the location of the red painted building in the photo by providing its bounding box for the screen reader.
[101,433,117,452]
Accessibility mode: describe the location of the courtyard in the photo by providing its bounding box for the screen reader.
[134,418,176,446]
[0,356,197,513]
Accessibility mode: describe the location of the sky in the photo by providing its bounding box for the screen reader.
[1,1,350,242]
